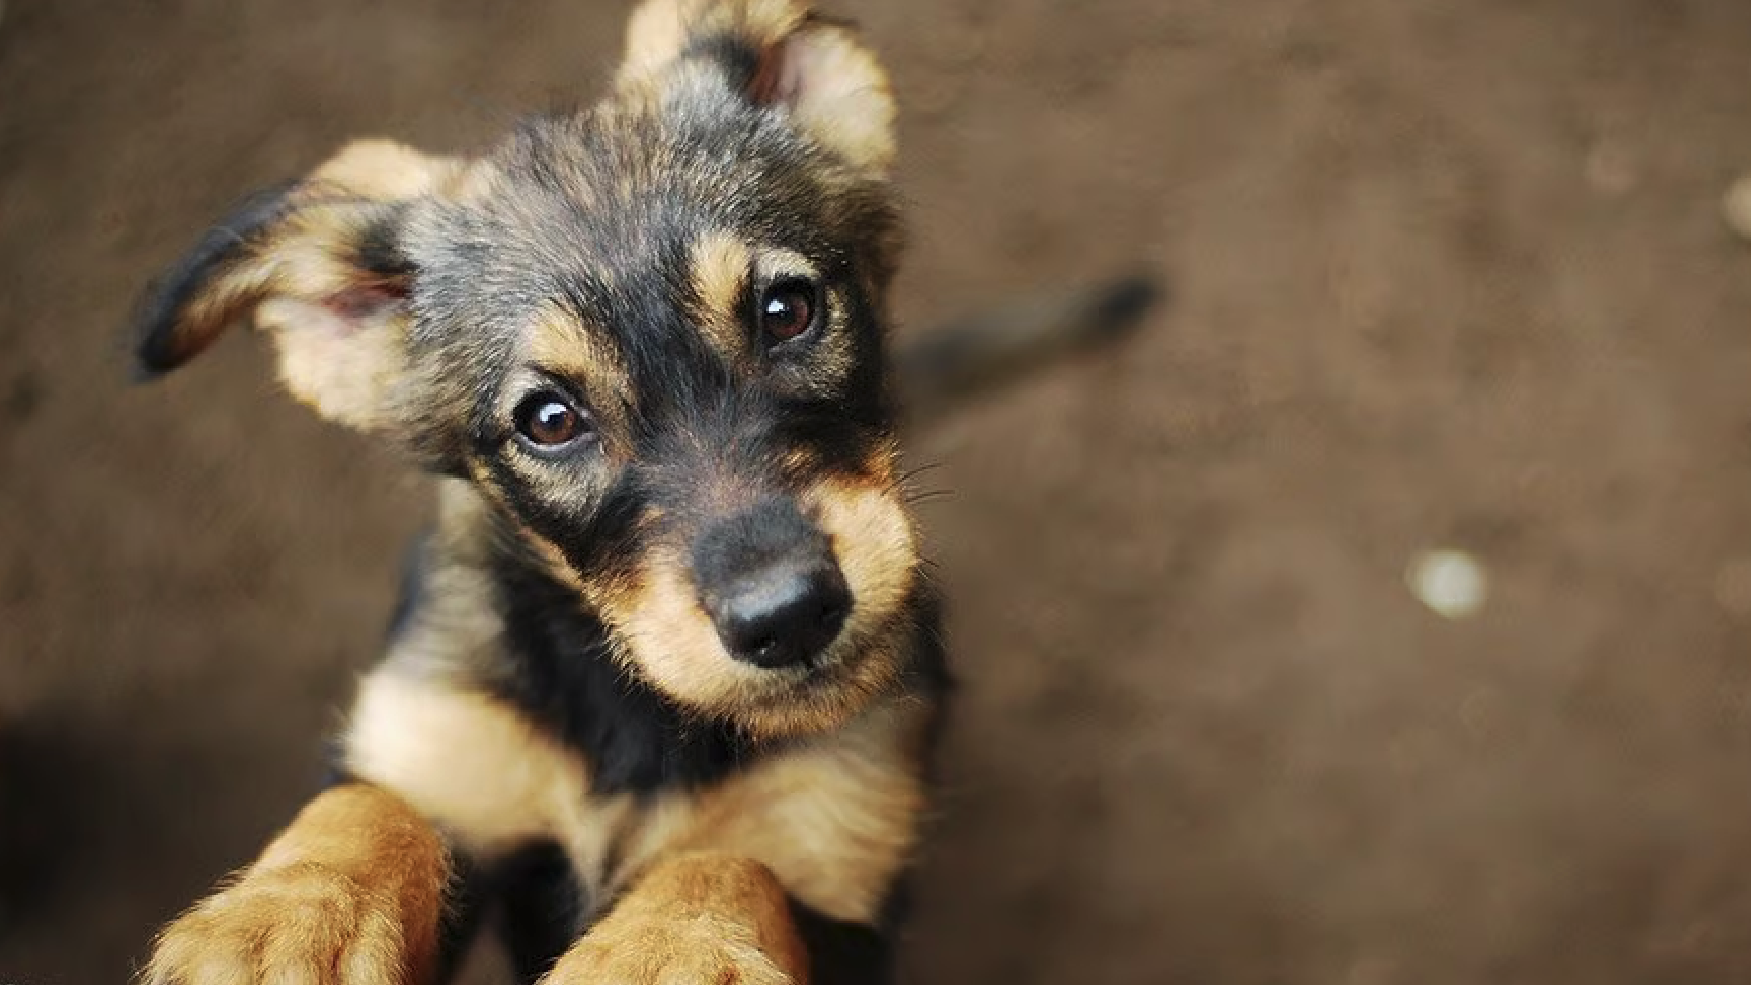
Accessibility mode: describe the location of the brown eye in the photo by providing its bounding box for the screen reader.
[513,391,592,452]
[758,279,819,345]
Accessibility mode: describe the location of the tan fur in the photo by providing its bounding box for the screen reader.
[621,0,807,85]
[772,24,896,175]
[260,293,407,428]
[173,207,408,428]
[543,852,807,985]
[623,697,931,924]
[164,139,458,426]
[582,430,915,741]
[346,671,579,853]
[690,231,756,360]
[343,672,634,877]
[606,543,773,721]
[256,139,456,426]
[805,474,916,654]
[430,477,502,567]
[603,473,917,740]
[165,259,276,371]
[341,672,927,931]
[523,306,637,450]
[143,784,447,985]
[306,138,459,201]
[620,0,895,175]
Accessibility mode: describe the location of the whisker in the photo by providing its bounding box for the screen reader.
[899,461,945,484]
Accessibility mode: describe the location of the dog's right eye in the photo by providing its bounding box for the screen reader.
[757,278,821,347]
[512,391,593,453]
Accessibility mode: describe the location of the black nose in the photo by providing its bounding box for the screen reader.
[712,560,851,668]
[693,497,853,669]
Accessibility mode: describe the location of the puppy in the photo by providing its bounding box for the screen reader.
[129,2,1152,983]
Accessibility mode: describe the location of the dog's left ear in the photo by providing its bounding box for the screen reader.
[132,140,455,430]
[619,0,897,177]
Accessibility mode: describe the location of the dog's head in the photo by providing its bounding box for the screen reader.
[132,0,918,739]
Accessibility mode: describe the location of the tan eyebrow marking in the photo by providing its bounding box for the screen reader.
[524,306,635,449]
[689,231,754,362]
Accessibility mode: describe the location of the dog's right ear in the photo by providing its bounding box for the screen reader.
[132,140,456,430]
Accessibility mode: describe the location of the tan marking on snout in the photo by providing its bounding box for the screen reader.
[601,473,919,740]
[804,475,917,650]
[604,546,763,722]
[604,545,869,740]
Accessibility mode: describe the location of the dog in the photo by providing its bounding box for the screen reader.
[128,2,1153,982]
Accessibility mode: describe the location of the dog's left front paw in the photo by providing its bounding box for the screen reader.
[540,917,794,985]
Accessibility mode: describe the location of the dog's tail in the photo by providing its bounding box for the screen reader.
[893,273,1162,424]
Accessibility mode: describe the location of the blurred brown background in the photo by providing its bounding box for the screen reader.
[7,1,1751,983]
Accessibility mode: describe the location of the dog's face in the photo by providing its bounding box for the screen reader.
[132,0,919,738]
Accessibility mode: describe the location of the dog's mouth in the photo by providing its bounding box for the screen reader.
[749,593,896,680]
[602,480,919,736]
[717,596,914,736]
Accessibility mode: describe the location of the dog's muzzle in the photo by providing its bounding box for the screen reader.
[690,495,852,669]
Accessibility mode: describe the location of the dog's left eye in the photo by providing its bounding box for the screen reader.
[758,278,820,346]
[512,391,593,453]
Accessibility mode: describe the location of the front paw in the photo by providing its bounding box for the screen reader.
[143,861,416,985]
[541,917,794,985]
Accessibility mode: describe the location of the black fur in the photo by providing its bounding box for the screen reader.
[131,183,297,378]
[495,840,591,984]
[485,535,950,797]
[354,212,418,282]
[488,542,760,794]
[431,843,491,984]
[788,896,894,985]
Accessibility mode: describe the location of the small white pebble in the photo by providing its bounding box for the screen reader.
[1406,548,1488,620]
[1723,173,1751,244]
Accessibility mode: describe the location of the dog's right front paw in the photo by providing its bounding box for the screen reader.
[143,861,414,985]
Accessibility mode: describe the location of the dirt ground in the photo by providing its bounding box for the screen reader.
[7,1,1751,983]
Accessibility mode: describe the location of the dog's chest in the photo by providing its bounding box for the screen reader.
[345,667,925,930]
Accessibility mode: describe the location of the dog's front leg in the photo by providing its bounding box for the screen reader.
[541,852,807,985]
[144,782,450,985]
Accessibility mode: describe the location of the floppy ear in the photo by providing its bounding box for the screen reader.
[132,140,455,430]
[619,0,897,177]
